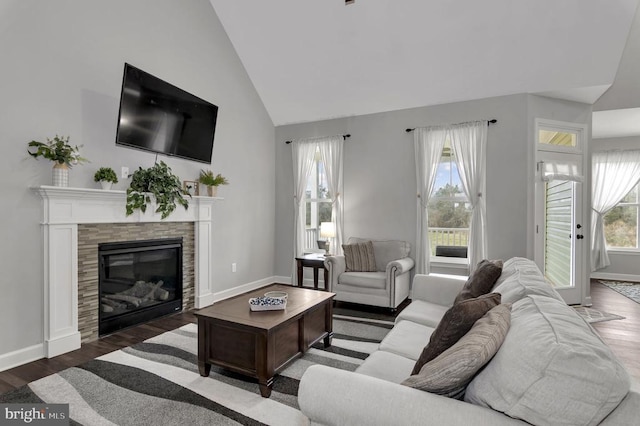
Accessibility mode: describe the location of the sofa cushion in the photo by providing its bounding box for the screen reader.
[348,237,410,272]
[490,257,563,304]
[339,271,387,289]
[402,303,511,399]
[343,241,377,272]
[394,300,450,328]
[454,259,503,304]
[465,295,631,426]
[355,350,416,384]
[411,293,501,375]
[378,320,435,361]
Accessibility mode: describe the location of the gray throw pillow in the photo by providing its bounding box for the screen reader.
[342,241,377,272]
[454,259,503,304]
[411,292,501,375]
[402,303,511,399]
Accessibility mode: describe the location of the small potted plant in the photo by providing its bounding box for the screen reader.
[126,161,190,219]
[198,169,229,197]
[94,167,119,190]
[27,135,88,187]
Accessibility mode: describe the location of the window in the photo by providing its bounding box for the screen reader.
[427,140,471,258]
[604,183,639,249]
[305,148,333,251]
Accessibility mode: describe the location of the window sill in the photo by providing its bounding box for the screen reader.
[607,248,640,255]
[430,256,469,270]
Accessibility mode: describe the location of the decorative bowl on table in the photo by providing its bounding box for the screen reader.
[264,291,288,301]
[249,296,287,311]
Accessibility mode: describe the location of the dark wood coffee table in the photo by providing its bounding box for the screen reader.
[195,284,335,398]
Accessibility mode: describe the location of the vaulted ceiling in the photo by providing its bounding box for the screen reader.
[209,0,638,126]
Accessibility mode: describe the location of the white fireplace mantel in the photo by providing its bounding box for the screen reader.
[33,186,220,358]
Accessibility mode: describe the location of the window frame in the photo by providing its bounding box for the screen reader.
[604,183,640,251]
[304,149,333,252]
[428,140,471,264]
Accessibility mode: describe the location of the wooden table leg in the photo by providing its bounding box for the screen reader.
[197,317,211,376]
[313,267,319,290]
[198,361,211,377]
[324,300,333,347]
[323,268,329,291]
[297,259,303,287]
[259,378,274,398]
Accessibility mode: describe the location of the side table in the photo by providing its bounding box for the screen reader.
[295,253,328,290]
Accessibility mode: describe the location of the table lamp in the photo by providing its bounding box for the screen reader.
[320,222,336,256]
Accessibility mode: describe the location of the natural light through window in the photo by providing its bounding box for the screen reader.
[604,182,639,249]
[427,140,471,258]
[305,148,333,251]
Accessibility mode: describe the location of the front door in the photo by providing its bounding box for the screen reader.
[534,120,586,305]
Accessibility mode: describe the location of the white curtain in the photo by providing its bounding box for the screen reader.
[414,126,447,274]
[318,136,344,256]
[449,121,488,272]
[541,160,584,182]
[291,140,318,283]
[591,150,640,271]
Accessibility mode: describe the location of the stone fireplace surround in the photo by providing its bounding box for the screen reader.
[34,186,219,358]
[78,222,195,343]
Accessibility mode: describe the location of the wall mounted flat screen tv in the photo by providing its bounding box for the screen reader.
[115,63,218,163]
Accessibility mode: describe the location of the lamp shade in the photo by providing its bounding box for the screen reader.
[320,222,336,238]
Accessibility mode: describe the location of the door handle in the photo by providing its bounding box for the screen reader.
[576,234,584,239]
[576,224,582,229]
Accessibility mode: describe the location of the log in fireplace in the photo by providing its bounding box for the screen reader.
[98,238,183,335]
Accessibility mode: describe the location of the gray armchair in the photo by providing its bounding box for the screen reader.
[324,237,415,309]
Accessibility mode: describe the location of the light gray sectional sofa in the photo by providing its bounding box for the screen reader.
[299,257,639,425]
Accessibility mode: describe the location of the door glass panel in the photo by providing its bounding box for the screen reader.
[539,130,577,148]
[544,180,573,288]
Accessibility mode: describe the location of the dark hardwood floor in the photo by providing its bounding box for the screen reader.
[0,311,197,395]
[1,281,638,396]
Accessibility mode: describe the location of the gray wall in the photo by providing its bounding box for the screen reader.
[274,94,593,294]
[592,2,640,279]
[591,136,640,278]
[0,0,274,360]
[275,94,532,278]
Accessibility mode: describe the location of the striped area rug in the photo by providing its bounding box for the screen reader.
[0,316,394,425]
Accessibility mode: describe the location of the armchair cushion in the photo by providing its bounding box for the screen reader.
[454,259,503,304]
[411,292,502,374]
[343,241,377,272]
[339,271,387,289]
[402,303,511,399]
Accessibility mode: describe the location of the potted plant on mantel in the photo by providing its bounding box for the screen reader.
[198,169,229,197]
[93,167,119,190]
[27,135,88,187]
[126,161,190,219]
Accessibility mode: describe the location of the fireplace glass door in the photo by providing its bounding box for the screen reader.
[99,238,183,335]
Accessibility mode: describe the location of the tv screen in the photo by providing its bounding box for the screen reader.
[115,63,218,163]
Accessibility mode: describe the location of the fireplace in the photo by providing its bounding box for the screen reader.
[99,238,183,335]
[34,186,217,358]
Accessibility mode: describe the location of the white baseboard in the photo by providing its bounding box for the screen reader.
[0,343,45,373]
[274,275,292,285]
[590,272,640,283]
[212,276,285,302]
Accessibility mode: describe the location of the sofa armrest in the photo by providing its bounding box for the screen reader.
[386,257,415,275]
[411,274,467,305]
[324,255,346,292]
[299,365,526,426]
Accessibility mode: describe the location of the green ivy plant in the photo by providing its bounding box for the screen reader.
[198,169,229,187]
[93,167,118,184]
[27,135,88,167]
[126,161,190,219]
